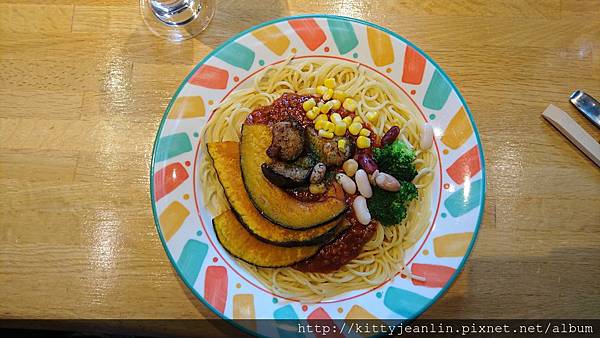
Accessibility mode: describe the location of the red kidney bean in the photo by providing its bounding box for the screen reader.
[357,153,378,174]
[381,126,400,145]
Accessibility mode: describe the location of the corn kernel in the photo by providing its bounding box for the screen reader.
[352,116,363,124]
[330,99,341,110]
[333,90,347,102]
[315,114,328,123]
[324,78,336,89]
[357,136,371,149]
[323,88,334,100]
[311,106,320,115]
[323,121,335,132]
[337,138,348,152]
[342,98,357,112]
[359,128,371,137]
[334,122,347,136]
[349,122,362,135]
[320,101,333,114]
[366,111,379,123]
[330,112,342,123]
[317,101,324,108]
[302,98,316,111]
[318,129,334,139]
[342,116,352,126]
[309,183,327,194]
[317,86,328,95]
[306,110,317,120]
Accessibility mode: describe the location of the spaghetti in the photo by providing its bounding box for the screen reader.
[200,57,436,301]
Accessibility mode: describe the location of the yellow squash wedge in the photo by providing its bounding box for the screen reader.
[240,124,348,229]
[207,141,341,246]
[213,211,319,267]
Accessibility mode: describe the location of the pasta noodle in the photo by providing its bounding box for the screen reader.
[200,57,436,301]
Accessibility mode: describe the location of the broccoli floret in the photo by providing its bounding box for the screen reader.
[367,183,418,226]
[373,140,417,182]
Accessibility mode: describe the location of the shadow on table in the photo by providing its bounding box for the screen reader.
[119,1,290,69]
[196,0,291,50]
[422,246,600,319]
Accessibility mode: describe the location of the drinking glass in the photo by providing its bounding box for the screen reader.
[140,0,216,41]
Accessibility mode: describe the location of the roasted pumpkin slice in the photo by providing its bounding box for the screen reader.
[240,124,348,229]
[207,141,341,246]
[213,211,319,267]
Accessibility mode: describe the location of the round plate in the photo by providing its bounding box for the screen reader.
[150,14,485,336]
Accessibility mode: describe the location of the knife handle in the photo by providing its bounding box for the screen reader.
[570,90,600,129]
[542,104,600,167]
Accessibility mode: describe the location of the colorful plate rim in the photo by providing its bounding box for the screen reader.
[149,14,486,337]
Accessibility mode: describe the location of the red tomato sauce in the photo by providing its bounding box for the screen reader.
[286,188,325,203]
[245,93,315,127]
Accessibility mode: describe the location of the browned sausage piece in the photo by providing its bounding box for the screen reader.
[261,162,311,188]
[266,120,305,161]
[306,128,353,166]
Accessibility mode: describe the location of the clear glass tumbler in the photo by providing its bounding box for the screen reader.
[140,0,216,41]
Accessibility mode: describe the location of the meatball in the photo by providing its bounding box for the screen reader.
[266,120,305,161]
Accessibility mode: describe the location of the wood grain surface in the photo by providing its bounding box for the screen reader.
[1,0,599,336]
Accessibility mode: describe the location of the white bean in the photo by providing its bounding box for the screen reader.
[352,196,371,225]
[355,169,372,198]
[375,172,401,192]
[336,173,356,195]
[342,159,358,177]
[368,169,379,186]
[420,123,433,150]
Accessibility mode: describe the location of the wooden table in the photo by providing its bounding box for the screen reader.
[1,0,599,336]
